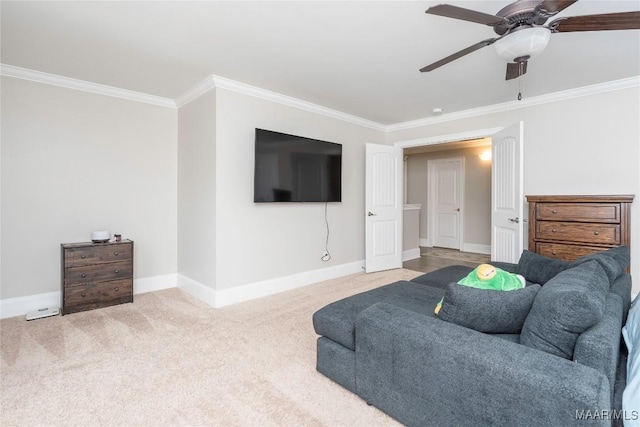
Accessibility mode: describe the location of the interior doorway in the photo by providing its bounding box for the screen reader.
[395,123,524,267]
[362,125,523,273]
[403,138,493,259]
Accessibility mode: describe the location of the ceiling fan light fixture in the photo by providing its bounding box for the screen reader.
[494,27,551,62]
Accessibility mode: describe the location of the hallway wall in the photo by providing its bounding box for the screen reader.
[405,145,492,252]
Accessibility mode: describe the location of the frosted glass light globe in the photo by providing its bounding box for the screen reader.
[494,27,551,62]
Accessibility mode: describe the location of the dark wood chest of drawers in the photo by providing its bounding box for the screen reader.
[527,195,633,262]
[61,240,134,315]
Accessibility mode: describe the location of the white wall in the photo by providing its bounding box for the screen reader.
[3,72,637,308]
[406,145,492,249]
[214,88,386,290]
[177,90,216,289]
[1,77,178,299]
[387,86,640,293]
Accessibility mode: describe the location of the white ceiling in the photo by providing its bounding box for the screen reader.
[2,1,639,125]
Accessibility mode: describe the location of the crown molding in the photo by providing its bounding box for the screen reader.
[387,76,640,132]
[0,64,176,109]
[3,63,637,133]
[175,74,387,131]
[174,75,216,107]
[2,64,384,131]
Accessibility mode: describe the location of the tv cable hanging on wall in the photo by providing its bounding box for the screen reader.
[321,202,332,262]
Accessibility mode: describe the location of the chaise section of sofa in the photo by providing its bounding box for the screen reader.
[355,302,612,427]
[313,280,447,393]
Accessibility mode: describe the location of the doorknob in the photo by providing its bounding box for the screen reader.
[508,217,520,223]
[367,212,377,216]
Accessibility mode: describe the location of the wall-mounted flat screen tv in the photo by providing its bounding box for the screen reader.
[254,129,342,203]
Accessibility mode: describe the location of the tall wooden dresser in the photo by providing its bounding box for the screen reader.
[526,195,633,262]
[61,240,134,315]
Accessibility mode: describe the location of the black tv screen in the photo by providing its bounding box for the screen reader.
[254,129,342,203]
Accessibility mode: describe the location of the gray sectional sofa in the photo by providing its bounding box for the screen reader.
[313,248,632,427]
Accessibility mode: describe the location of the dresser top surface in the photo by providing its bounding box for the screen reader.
[526,195,634,203]
[62,239,133,249]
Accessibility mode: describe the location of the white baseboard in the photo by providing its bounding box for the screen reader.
[213,260,365,308]
[0,291,61,320]
[1,261,366,319]
[177,260,365,309]
[135,273,177,294]
[402,248,421,262]
[418,240,490,255]
[177,274,216,307]
[462,243,491,255]
[0,274,178,319]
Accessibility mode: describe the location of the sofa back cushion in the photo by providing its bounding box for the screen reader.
[520,260,609,359]
[572,246,629,284]
[600,245,630,271]
[516,246,630,287]
[516,250,570,285]
[573,292,624,408]
[438,283,541,333]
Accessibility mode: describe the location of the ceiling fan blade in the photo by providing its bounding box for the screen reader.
[506,61,528,80]
[533,0,579,24]
[550,11,640,32]
[420,38,498,72]
[539,0,578,15]
[426,4,508,27]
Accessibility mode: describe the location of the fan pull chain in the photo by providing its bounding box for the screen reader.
[517,75,523,101]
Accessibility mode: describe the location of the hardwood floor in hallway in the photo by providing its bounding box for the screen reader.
[402,247,488,274]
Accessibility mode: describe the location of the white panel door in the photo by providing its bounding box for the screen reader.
[365,143,403,273]
[491,122,524,263]
[432,158,462,249]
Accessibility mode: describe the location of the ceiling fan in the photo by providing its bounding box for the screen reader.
[420,0,640,80]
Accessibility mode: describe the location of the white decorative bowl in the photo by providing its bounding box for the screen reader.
[91,230,110,243]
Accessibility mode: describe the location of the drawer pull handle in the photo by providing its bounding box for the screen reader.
[594,231,599,235]
[552,251,557,255]
[81,273,86,278]
[81,255,86,259]
[114,251,119,256]
[552,209,557,214]
[114,287,119,292]
[81,293,86,298]
[114,270,120,274]
[552,229,557,233]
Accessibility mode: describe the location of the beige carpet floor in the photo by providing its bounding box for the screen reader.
[1,269,423,426]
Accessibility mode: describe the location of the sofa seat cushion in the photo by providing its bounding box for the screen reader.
[439,282,541,333]
[520,260,609,359]
[491,333,521,344]
[312,280,445,350]
[410,265,474,290]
